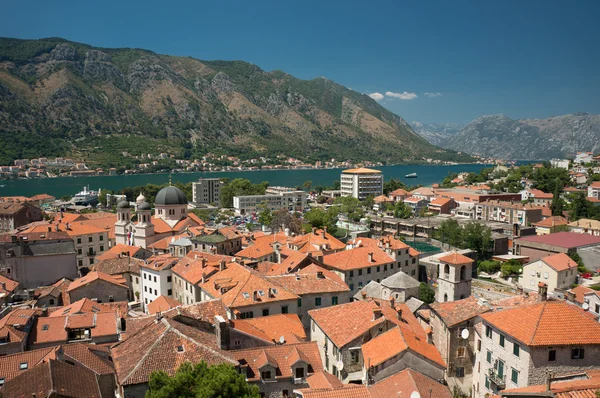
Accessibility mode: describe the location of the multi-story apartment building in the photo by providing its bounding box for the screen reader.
[588,182,600,199]
[140,254,179,312]
[233,190,306,214]
[473,298,600,397]
[340,168,383,200]
[192,178,223,206]
[475,201,543,226]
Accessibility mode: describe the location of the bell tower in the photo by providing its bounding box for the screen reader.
[436,252,473,302]
[115,200,131,245]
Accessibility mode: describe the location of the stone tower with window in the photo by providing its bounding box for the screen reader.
[436,252,473,302]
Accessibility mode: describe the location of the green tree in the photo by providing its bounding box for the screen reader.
[462,222,492,259]
[383,178,407,195]
[303,207,339,234]
[501,260,522,278]
[362,195,375,209]
[419,282,435,304]
[190,209,215,222]
[270,208,302,234]
[220,179,268,208]
[146,361,260,398]
[478,260,501,274]
[302,180,313,192]
[393,201,412,219]
[570,192,591,220]
[569,252,588,273]
[332,180,341,190]
[438,219,463,248]
[550,178,564,216]
[257,202,273,227]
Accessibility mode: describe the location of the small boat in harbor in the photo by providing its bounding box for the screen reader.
[405,173,418,178]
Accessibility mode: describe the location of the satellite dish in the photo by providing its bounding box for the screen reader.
[582,302,590,311]
[461,329,470,339]
[411,392,421,398]
[279,335,285,344]
[337,360,344,371]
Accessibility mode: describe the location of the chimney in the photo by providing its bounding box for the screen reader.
[201,258,208,268]
[538,282,548,302]
[372,308,382,320]
[322,226,327,238]
[361,291,367,299]
[219,260,226,271]
[214,315,229,350]
[0,282,5,291]
[312,227,317,235]
[368,252,374,262]
[316,271,324,279]
[55,347,64,362]
[268,287,275,297]
[253,291,259,302]
[156,311,163,322]
[565,290,575,302]
[47,226,52,233]
[201,272,206,284]
[389,295,394,308]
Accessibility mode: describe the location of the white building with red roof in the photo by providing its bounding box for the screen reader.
[518,253,578,294]
[473,299,600,397]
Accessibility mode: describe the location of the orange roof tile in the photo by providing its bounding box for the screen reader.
[430,296,490,327]
[289,229,346,253]
[429,197,452,206]
[322,246,394,271]
[267,265,349,295]
[569,285,600,304]
[306,371,344,389]
[231,313,306,344]
[369,369,452,398]
[147,295,181,315]
[533,216,568,228]
[308,301,386,348]
[361,327,408,367]
[231,342,323,382]
[389,188,409,197]
[294,386,370,398]
[0,274,19,296]
[67,271,128,292]
[95,244,145,261]
[541,252,578,272]
[139,254,179,271]
[199,262,298,308]
[342,167,381,174]
[481,301,600,346]
[438,252,473,265]
[236,232,289,259]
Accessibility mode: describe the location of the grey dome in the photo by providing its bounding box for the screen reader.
[117,200,130,209]
[138,201,151,211]
[155,186,187,206]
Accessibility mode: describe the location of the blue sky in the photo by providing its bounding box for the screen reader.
[1,0,599,124]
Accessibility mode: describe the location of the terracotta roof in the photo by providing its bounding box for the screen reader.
[67,271,128,292]
[322,246,394,271]
[147,295,181,315]
[235,232,289,259]
[266,250,312,275]
[95,243,146,261]
[309,301,387,348]
[568,285,600,304]
[111,316,236,386]
[231,341,322,382]
[30,312,119,345]
[0,274,19,296]
[501,374,600,397]
[362,327,408,367]
[295,385,370,398]
[306,371,344,389]
[389,188,409,197]
[92,256,143,275]
[231,313,306,344]
[171,252,233,285]
[50,278,72,306]
[568,218,600,230]
[589,181,600,188]
[267,265,350,295]
[199,262,299,309]
[533,216,568,228]
[429,197,452,206]
[342,167,381,174]
[404,196,426,203]
[528,189,553,199]
[139,254,180,271]
[0,201,33,215]
[438,251,474,265]
[23,221,106,237]
[49,297,127,318]
[289,229,346,253]
[430,296,490,327]
[516,232,600,248]
[374,195,392,203]
[540,252,578,272]
[3,359,102,398]
[353,236,410,251]
[481,301,600,346]
[0,309,35,344]
[0,346,56,382]
[369,369,452,398]
[151,215,202,234]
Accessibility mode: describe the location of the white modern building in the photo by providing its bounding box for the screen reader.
[140,255,178,312]
[340,168,383,200]
[233,191,306,214]
[550,159,569,169]
[192,178,224,206]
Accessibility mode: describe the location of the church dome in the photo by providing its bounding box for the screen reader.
[116,200,130,209]
[155,186,187,206]
[136,192,146,203]
[138,201,151,211]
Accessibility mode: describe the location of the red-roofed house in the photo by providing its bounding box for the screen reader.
[147,295,181,315]
[566,285,600,317]
[428,197,458,215]
[518,253,578,294]
[588,181,600,199]
[474,301,600,396]
[227,313,307,349]
[67,271,129,303]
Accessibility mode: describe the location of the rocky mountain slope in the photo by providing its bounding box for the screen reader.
[444,113,600,160]
[0,37,470,167]
[410,122,463,146]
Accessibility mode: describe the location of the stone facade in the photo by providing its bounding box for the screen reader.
[436,259,472,303]
[69,279,129,303]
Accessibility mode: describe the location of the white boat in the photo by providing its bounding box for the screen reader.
[72,186,99,205]
[405,173,418,178]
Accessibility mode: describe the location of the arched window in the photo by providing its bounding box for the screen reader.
[444,263,450,275]
[444,293,448,302]
[460,265,466,281]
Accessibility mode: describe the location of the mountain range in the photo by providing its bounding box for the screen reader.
[410,122,463,147]
[440,113,600,160]
[0,37,471,167]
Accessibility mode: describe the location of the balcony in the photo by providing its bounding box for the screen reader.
[87,251,97,257]
[488,368,506,389]
[293,377,306,384]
